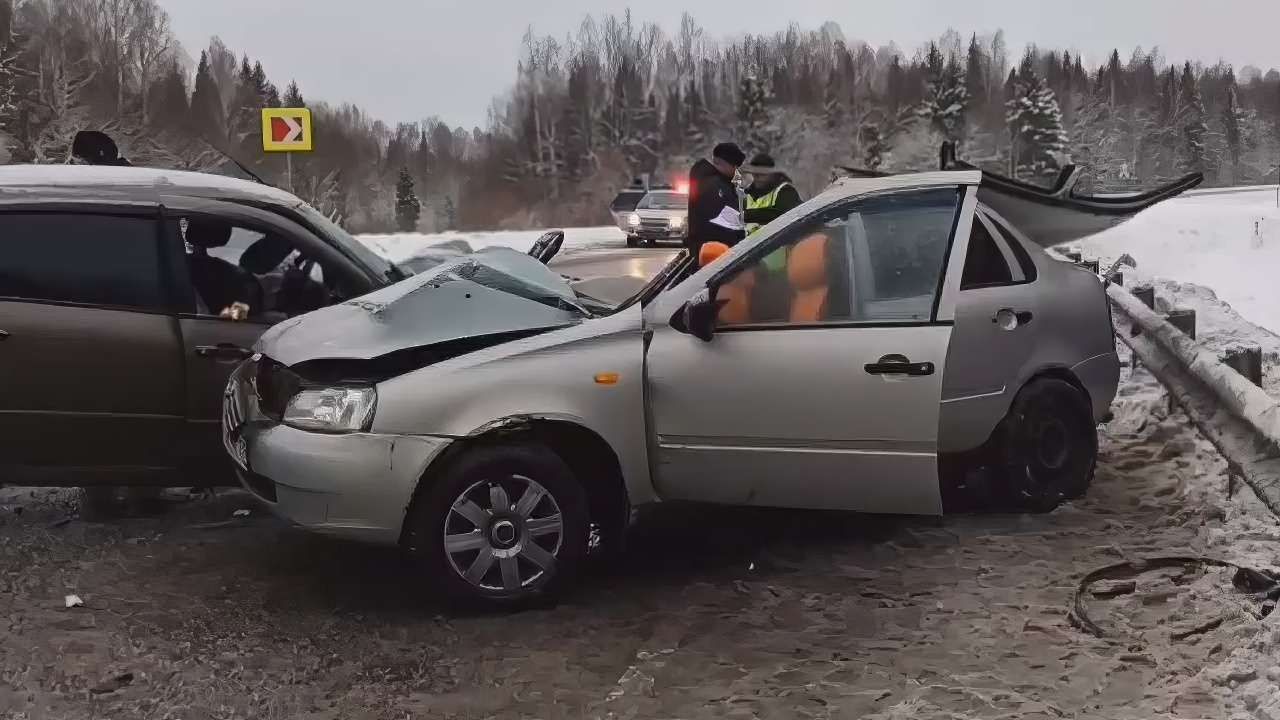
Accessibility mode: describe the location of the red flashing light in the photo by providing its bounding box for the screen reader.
[675,181,689,194]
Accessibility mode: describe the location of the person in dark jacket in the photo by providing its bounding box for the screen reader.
[686,142,746,253]
[742,153,802,234]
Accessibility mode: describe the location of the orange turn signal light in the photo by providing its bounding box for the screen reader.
[594,372,620,385]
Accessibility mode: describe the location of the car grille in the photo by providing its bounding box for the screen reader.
[221,379,248,471]
[640,219,669,231]
[254,356,301,420]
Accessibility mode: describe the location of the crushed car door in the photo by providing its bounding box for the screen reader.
[644,184,979,515]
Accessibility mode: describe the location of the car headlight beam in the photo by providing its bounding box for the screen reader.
[627,213,641,227]
[284,387,377,433]
[669,215,685,229]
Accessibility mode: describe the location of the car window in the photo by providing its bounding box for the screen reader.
[961,215,1014,289]
[169,215,334,322]
[983,211,1039,282]
[0,213,165,311]
[715,187,961,327]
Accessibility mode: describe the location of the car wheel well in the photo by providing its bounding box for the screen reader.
[400,419,629,552]
[1025,367,1090,409]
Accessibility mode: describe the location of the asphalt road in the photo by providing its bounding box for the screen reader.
[551,246,681,305]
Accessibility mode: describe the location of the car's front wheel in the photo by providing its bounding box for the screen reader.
[625,235,639,248]
[998,378,1097,512]
[405,443,588,607]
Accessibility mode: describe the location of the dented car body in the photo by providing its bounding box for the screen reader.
[224,167,1200,603]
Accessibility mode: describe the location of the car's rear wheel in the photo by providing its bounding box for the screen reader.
[405,443,588,607]
[998,378,1097,513]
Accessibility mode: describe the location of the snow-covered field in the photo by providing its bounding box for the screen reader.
[1080,186,1280,336]
[358,225,626,265]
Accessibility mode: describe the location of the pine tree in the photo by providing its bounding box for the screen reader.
[919,53,969,145]
[738,73,773,153]
[1005,61,1069,182]
[964,35,987,121]
[683,80,707,149]
[823,66,845,131]
[1176,61,1209,174]
[859,122,886,170]
[189,51,225,142]
[394,167,421,232]
[1222,69,1246,180]
[151,60,189,130]
[282,80,304,108]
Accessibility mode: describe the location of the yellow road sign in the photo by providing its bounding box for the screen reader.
[261,108,313,152]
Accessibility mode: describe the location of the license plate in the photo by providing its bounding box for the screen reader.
[222,380,249,471]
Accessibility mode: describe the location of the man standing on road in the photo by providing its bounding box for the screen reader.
[686,142,747,254]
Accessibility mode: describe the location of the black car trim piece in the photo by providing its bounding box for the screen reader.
[715,319,956,332]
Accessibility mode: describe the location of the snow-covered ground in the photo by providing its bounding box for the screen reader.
[358,225,626,265]
[1079,187,1280,336]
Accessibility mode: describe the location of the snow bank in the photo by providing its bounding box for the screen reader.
[357,226,627,265]
[1078,192,1280,336]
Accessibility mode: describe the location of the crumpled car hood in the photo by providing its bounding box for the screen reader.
[258,247,585,367]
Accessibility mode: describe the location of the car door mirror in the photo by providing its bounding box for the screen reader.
[674,288,719,342]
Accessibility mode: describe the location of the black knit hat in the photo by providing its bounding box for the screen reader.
[712,142,746,167]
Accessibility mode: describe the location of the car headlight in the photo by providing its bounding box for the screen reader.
[628,213,641,227]
[284,387,377,432]
[668,216,685,229]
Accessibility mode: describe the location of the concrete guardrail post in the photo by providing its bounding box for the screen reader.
[1165,308,1196,340]
[1132,285,1156,310]
[1222,345,1264,388]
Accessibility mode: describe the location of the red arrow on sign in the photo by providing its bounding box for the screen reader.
[270,116,304,143]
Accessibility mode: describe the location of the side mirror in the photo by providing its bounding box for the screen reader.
[676,288,719,342]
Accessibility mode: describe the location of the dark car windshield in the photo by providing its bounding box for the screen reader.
[609,190,647,213]
[638,192,687,210]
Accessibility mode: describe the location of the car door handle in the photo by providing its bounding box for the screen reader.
[864,354,935,377]
[195,344,253,361]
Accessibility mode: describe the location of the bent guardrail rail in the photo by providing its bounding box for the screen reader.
[1096,263,1280,517]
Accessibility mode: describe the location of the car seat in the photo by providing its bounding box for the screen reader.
[186,219,262,315]
[787,232,831,322]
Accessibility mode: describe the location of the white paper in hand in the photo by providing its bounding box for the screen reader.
[709,205,744,231]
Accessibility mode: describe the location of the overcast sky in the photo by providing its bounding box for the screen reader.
[161,0,1280,130]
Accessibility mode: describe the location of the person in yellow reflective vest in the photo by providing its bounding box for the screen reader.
[742,153,802,238]
[742,154,803,320]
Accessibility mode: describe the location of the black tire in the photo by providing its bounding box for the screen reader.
[404,443,589,607]
[625,235,638,248]
[645,237,657,247]
[997,378,1097,513]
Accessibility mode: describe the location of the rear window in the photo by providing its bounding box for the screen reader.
[0,213,165,310]
[609,191,647,212]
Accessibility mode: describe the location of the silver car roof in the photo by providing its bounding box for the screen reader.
[0,164,303,207]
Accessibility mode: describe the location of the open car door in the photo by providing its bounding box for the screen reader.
[837,145,1203,247]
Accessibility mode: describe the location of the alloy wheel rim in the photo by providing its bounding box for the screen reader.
[442,474,564,593]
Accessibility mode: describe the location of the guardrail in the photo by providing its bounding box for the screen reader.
[1062,251,1280,516]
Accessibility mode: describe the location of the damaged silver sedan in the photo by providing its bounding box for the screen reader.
[223,166,1199,605]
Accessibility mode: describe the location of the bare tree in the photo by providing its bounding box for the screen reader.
[80,0,142,115]
[129,0,170,119]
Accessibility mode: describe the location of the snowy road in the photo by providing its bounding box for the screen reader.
[3,355,1279,719]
